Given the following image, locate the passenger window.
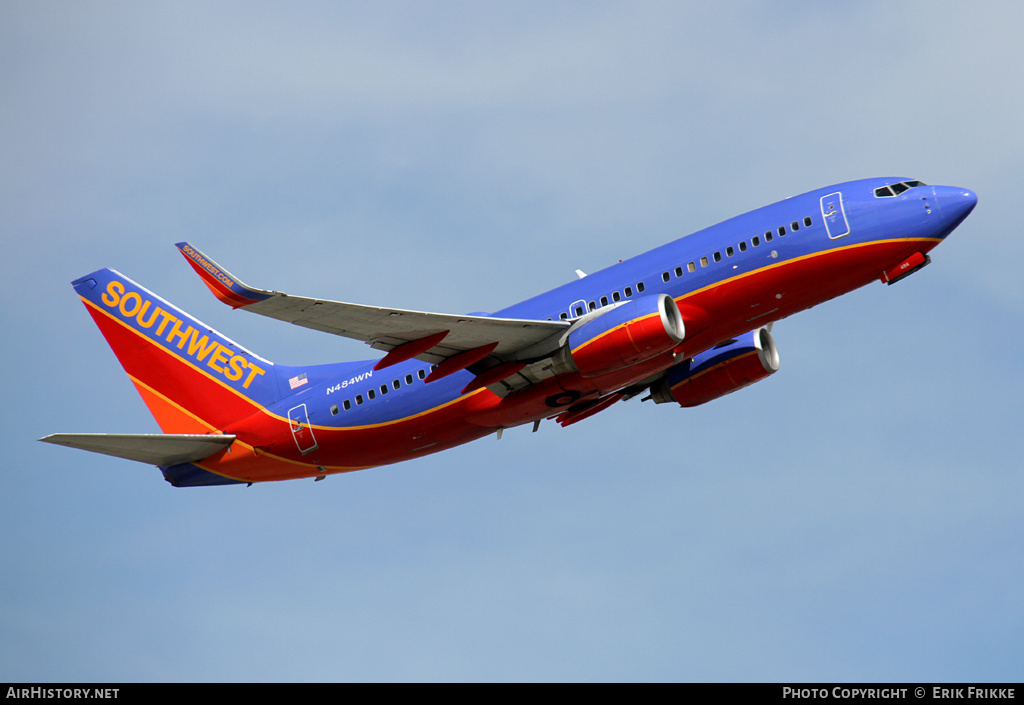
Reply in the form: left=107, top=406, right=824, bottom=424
left=804, top=216, right=812, bottom=227
left=417, top=369, right=426, bottom=380
left=393, top=380, right=400, bottom=390
left=624, top=286, right=633, bottom=297
left=330, top=405, right=339, bottom=416
left=355, top=394, right=363, bottom=405
left=752, top=236, right=761, bottom=247
left=726, top=246, right=734, bottom=257
left=600, top=296, right=609, bottom=306
left=674, top=266, right=683, bottom=277
left=765, top=232, right=773, bottom=242
left=790, top=221, right=799, bottom=231
left=368, top=389, right=375, bottom=400
left=637, top=282, right=645, bottom=292
left=613, top=291, right=621, bottom=302
left=739, top=241, right=747, bottom=252
left=343, top=400, right=351, bottom=411
left=588, top=301, right=596, bottom=311
left=380, top=384, right=388, bottom=395
left=700, top=256, right=708, bottom=267
left=687, top=262, right=696, bottom=272
left=405, top=374, right=414, bottom=385
left=559, top=312, right=568, bottom=320
left=574, top=305, right=584, bottom=317
left=778, top=226, right=786, bottom=236
left=663, top=272, right=670, bottom=282
left=713, top=251, right=721, bottom=262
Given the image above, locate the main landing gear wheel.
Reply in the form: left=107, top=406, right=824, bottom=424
left=545, top=390, right=581, bottom=408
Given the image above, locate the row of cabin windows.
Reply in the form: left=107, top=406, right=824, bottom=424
left=660, top=215, right=814, bottom=280
left=329, top=365, right=435, bottom=415
left=550, top=215, right=813, bottom=320
left=557, top=281, right=648, bottom=320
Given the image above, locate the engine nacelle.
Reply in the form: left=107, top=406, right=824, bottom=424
left=552, top=294, right=686, bottom=378
left=650, top=327, right=780, bottom=407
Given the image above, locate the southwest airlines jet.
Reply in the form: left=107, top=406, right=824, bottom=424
left=41, top=178, right=977, bottom=487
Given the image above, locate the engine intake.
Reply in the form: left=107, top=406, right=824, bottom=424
left=552, top=294, right=686, bottom=378
left=651, top=327, right=780, bottom=407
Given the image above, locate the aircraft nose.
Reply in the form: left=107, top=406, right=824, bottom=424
left=934, top=185, right=978, bottom=229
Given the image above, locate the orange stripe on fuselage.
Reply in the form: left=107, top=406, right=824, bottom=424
left=670, top=237, right=941, bottom=353
left=565, top=239, right=937, bottom=362
left=679, top=237, right=940, bottom=303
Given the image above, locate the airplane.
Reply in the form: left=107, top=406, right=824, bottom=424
left=40, top=177, right=977, bottom=487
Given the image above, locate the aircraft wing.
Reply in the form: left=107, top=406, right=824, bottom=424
left=39, top=433, right=236, bottom=466
left=175, top=242, right=569, bottom=365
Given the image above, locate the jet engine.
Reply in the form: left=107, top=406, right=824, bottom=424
left=550, top=294, right=686, bottom=378
left=650, top=327, right=780, bottom=407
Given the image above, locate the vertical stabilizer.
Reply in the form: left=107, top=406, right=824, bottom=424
left=73, top=269, right=281, bottom=434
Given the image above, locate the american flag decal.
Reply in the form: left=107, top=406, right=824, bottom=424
left=288, top=373, right=308, bottom=390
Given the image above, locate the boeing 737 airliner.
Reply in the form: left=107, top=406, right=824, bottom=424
left=41, top=177, right=977, bottom=486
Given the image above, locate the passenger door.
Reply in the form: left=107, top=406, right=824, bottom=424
left=287, top=403, right=319, bottom=455
left=820, top=192, right=851, bottom=239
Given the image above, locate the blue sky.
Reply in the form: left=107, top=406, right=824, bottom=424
left=2, top=1, right=1021, bottom=682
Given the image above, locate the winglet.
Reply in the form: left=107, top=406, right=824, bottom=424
left=175, top=242, right=275, bottom=309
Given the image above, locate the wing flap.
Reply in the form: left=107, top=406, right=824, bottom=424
left=40, top=433, right=236, bottom=466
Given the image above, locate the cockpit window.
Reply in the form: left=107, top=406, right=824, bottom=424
left=874, top=180, right=926, bottom=198
left=876, top=180, right=925, bottom=196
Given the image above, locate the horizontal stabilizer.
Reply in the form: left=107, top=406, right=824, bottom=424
left=39, top=433, right=236, bottom=466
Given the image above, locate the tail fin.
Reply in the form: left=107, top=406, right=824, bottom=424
left=73, top=268, right=282, bottom=435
